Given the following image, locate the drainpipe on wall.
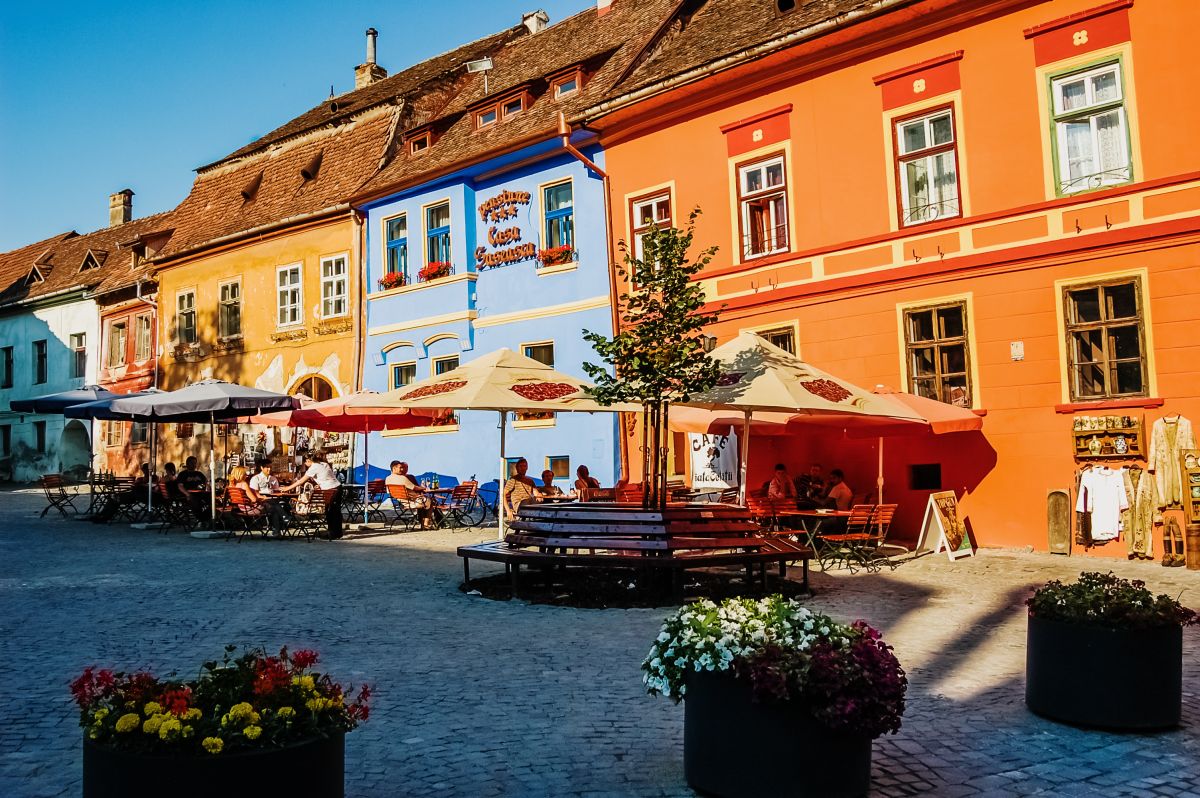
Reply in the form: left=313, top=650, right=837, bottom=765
left=136, top=278, right=159, bottom=390
left=350, top=208, right=366, bottom=481
left=557, top=112, right=629, bottom=482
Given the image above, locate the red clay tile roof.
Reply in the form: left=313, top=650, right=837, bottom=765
left=605, top=0, right=911, bottom=97
left=207, top=27, right=526, bottom=169
left=0, top=212, right=174, bottom=307
left=157, top=110, right=396, bottom=260
left=356, top=0, right=678, bottom=200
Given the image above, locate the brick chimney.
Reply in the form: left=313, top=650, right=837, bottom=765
left=109, top=189, right=133, bottom=227
left=354, top=28, right=387, bottom=89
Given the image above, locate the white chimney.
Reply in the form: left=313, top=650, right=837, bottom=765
left=522, top=10, right=549, bottom=34
left=109, top=189, right=133, bottom=227
left=355, top=28, right=388, bottom=89
left=597, top=0, right=613, bottom=16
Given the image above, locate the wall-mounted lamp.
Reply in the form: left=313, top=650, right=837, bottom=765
left=701, top=334, right=718, bottom=353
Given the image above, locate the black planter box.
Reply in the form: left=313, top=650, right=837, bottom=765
left=684, top=670, right=871, bottom=798
left=83, top=732, right=345, bottom=798
left=1026, top=614, right=1182, bottom=730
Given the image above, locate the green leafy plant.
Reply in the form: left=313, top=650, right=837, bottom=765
left=1026, top=571, right=1197, bottom=630
left=643, top=596, right=907, bottom=738
left=583, top=208, right=721, bottom=507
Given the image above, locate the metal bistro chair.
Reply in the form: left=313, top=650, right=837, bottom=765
left=224, top=486, right=269, bottom=542
left=818, top=504, right=879, bottom=572
left=364, top=479, right=389, bottom=524
left=384, top=484, right=422, bottom=532
left=40, top=474, right=79, bottom=518
left=441, top=480, right=487, bottom=528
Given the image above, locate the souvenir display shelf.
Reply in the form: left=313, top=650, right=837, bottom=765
left=1071, top=414, right=1145, bottom=460
left=1182, top=449, right=1200, bottom=524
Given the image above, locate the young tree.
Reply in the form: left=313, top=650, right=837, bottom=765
left=583, top=209, right=721, bottom=509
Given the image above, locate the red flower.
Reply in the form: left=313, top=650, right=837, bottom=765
left=162, top=687, right=192, bottom=716
left=291, top=649, right=319, bottom=670
left=253, top=657, right=291, bottom=696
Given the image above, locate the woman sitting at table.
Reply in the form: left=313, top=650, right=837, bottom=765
left=574, top=464, right=601, bottom=493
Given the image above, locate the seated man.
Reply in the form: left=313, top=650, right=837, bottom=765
left=534, top=469, right=568, bottom=500
left=503, top=458, right=537, bottom=518
left=249, top=458, right=295, bottom=536
left=176, top=456, right=210, bottom=520
left=767, top=463, right=797, bottom=500
left=825, top=469, right=853, bottom=511
left=385, top=460, right=437, bottom=529
left=794, top=463, right=826, bottom=510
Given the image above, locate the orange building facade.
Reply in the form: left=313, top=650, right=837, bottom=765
left=586, top=0, right=1200, bottom=555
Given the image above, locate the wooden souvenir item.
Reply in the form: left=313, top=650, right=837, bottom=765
left=1047, top=489, right=1071, bottom=555
left=1181, top=449, right=1200, bottom=525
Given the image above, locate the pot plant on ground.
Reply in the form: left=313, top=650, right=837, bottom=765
left=1025, top=571, right=1196, bottom=730
left=644, top=595, right=907, bottom=798
left=71, top=645, right=370, bottom=798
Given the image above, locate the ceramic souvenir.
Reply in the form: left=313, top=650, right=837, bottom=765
left=1088, top=436, right=1103, bottom=456
left=1114, top=436, right=1128, bottom=455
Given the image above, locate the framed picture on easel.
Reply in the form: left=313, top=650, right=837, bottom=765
left=915, top=490, right=975, bottom=561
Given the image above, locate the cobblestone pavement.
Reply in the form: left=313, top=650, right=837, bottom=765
left=1, top=489, right=1199, bottom=797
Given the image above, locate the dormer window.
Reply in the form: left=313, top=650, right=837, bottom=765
left=409, top=133, right=430, bottom=155
left=25, top=266, right=45, bottom=285
left=553, top=77, right=578, bottom=99
left=502, top=97, right=523, bottom=118
left=550, top=66, right=585, bottom=101
left=477, top=108, right=498, bottom=129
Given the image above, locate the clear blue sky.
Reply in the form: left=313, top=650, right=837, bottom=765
left=0, top=0, right=590, bottom=252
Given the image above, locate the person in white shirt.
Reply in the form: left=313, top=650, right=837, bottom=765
left=283, top=453, right=343, bottom=539
left=385, top=460, right=436, bottom=528
left=825, top=469, right=853, bottom=511
left=250, top=459, right=293, bottom=536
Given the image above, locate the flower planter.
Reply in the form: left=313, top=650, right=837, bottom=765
left=83, top=732, right=344, bottom=798
left=684, top=670, right=871, bottom=798
left=1026, top=614, right=1182, bottom=730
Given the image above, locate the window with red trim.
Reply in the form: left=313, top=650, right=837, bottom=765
left=894, top=106, right=961, bottom=226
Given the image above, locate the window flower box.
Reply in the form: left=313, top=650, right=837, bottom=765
left=538, top=246, right=576, bottom=267
left=417, top=262, right=452, bottom=283
left=378, top=272, right=407, bottom=291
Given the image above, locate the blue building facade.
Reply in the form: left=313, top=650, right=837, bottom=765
left=360, top=134, right=619, bottom=492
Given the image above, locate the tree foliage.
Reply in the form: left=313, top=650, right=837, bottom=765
left=583, top=208, right=721, bottom=405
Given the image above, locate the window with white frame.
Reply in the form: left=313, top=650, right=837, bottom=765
left=176, top=291, right=196, bottom=344
left=425, top=203, right=452, bottom=268
left=276, top=265, right=303, bottom=326
left=433, top=355, right=459, bottom=376
left=70, top=332, right=87, bottom=378
left=218, top=280, right=242, bottom=338
left=385, top=215, right=408, bottom=281
left=131, top=422, right=149, bottom=446
left=553, top=76, right=578, bottom=99
left=105, top=421, right=123, bottom=447
left=321, top=255, right=348, bottom=317
left=543, top=181, right=574, bottom=252
left=738, top=155, right=789, bottom=258
left=391, top=362, right=416, bottom=390
left=895, top=107, right=960, bottom=225
left=107, top=323, right=127, bottom=368
left=759, top=326, right=796, bottom=355
left=631, top=193, right=672, bottom=262
left=134, top=314, right=152, bottom=361
left=1051, top=61, right=1132, bottom=194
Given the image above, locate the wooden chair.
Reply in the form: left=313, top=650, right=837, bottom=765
left=716, top=487, right=740, bottom=505
left=223, top=486, right=267, bottom=541
left=819, top=504, right=880, bottom=572
left=148, top=482, right=197, bottom=533
left=40, top=474, right=78, bottom=518
left=290, top=485, right=323, bottom=539
left=578, top=487, right=615, bottom=502
left=384, top=484, right=422, bottom=531
left=364, top=479, right=388, bottom=523
left=443, top=481, right=487, bottom=528
left=616, top=484, right=644, bottom=504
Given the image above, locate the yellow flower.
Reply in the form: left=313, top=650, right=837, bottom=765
left=143, top=702, right=163, bottom=717
left=305, top=697, right=335, bottom=713
left=158, top=717, right=182, bottom=741
left=182, top=725, right=194, bottom=739
left=292, top=675, right=316, bottom=691
left=276, top=706, right=295, bottom=719
left=202, top=736, right=224, bottom=754
left=87, top=728, right=100, bottom=739
left=143, top=714, right=164, bottom=735
left=115, top=713, right=141, bottom=733
left=184, top=708, right=202, bottom=721
left=243, top=725, right=263, bottom=740
left=93, top=708, right=110, bottom=722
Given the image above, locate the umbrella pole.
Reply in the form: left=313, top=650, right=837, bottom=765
left=147, top=423, right=155, bottom=514
left=498, top=410, right=506, bottom=541
left=877, top=436, right=884, bottom=505
left=209, top=411, right=217, bottom=530
left=362, top=422, right=369, bottom=527
left=738, top=409, right=752, bottom=506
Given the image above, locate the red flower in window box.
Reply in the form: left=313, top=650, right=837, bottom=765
left=417, top=261, right=452, bottom=282
left=538, top=245, right=576, bottom=267
left=378, top=272, right=407, bottom=290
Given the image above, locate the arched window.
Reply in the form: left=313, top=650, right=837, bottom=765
left=293, top=375, right=334, bottom=403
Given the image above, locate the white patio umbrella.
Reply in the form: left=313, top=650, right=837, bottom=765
left=680, top=333, right=924, bottom=503
left=346, top=348, right=634, bottom=537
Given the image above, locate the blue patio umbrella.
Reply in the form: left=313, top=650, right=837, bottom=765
left=65, top=390, right=166, bottom=514
left=9, top=386, right=118, bottom=414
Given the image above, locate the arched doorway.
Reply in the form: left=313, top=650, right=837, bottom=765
left=60, top=420, right=91, bottom=480
left=292, top=375, right=335, bottom=403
